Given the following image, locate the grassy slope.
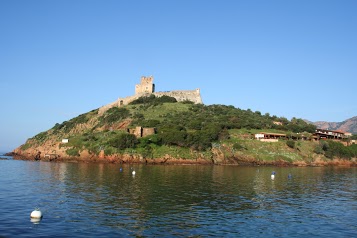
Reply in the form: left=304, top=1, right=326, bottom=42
left=127, top=103, right=190, bottom=121
left=222, top=130, right=316, bottom=164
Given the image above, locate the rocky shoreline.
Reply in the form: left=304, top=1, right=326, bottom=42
left=5, top=152, right=357, bottom=167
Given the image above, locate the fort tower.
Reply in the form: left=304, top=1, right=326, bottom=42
left=135, top=76, right=155, bottom=95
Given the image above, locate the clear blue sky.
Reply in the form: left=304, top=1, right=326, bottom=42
left=1, top=0, right=356, bottom=152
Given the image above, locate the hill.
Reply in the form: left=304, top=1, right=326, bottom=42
left=310, top=116, right=357, bottom=134
left=13, top=95, right=357, bottom=166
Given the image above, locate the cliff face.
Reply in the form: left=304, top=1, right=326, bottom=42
left=312, top=116, right=357, bottom=134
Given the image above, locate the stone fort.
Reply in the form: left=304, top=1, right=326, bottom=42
left=98, top=76, right=203, bottom=114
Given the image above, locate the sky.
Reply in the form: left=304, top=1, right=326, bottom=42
left=1, top=0, right=356, bottom=152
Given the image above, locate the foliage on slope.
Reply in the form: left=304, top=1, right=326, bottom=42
left=19, top=95, right=357, bottom=162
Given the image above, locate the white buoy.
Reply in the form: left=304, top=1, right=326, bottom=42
left=30, top=209, right=42, bottom=219
left=271, top=171, right=276, bottom=180
left=30, top=217, right=42, bottom=224
left=132, top=170, right=136, bottom=175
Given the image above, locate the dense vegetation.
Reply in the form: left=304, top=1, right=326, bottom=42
left=52, top=109, right=98, bottom=133
left=98, top=107, right=131, bottom=126
left=129, top=94, right=177, bottom=105
left=23, top=95, right=357, bottom=162
left=314, top=140, right=357, bottom=159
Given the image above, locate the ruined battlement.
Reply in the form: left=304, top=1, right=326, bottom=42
left=154, top=89, right=202, bottom=104
left=127, top=127, right=156, bottom=138
left=135, top=76, right=155, bottom=95
left=98, top=76, right=202, bottom=114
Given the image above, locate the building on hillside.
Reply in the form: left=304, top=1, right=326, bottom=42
left=313, top=129, right=348, bottom=140
left=255, top=129, right=352, bottom=143
left=98, top=76, right=203, bottom=114
left=344, top=132, right=352, bottom=137
left=273, top=121, right=283, bottom=126
left=255, top=132, right=287, bottom=142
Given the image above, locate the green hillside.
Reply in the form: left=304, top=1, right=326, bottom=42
left=16, top=95, right=357, bottom=165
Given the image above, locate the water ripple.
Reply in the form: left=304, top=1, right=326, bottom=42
left=0, top=161, right=356, bottom=237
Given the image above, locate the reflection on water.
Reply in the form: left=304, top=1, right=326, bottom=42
left=0, top=160, right=356, bottom=237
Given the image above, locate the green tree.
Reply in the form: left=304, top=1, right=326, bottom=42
left=66, top=148, right=80, bottom=157
left=186, top=131, right=211, bottom=151
left=159, top=130, right=187, bottom=147
left=108, top=133, right=138, bottom=150
left=286, top=140, right=295, bottom=149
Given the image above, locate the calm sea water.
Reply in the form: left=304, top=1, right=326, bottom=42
left=0, top=157, right=356, bottom=237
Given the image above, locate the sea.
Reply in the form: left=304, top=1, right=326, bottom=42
left=0, top=154, right=356, bottom=237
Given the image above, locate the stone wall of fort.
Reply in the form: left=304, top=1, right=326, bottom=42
left=98, top=95, right=138, bottom=115
left=98, top=76, right=202, bottom=115
left=153, top=88, right=202, bottom=104
left=127, top=127, right=156, bottom=138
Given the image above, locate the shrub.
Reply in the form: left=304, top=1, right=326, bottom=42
left=141, top=119, right=160, bottom=127
left=99, top=107, right=130, bottom=124
left=313, top=144, right=324, bottom=154
left=325, top=140, right=351, bottom=159
left=315, top=140, right=357, bottom=160
left=349, top=144, right=357, bottom=157
left=52, top=113, right=90, bottom=132
left=66, top=148, right=80, bottom=157
left=71, top=113, right=89, bottom=124
left=133, top=113, right=145, bottom=120
left=86, top=143, right=101, bottom=155
left=286, top=140, right=295, bottom=149
left=233, top=143, right=245, bottom=151
left=104, top=147, right=116, bottom=155
left=20, top=143, right=31, bottom=150
left=129, top=95, right=156, bottom=105
left=129, top=95, right=177, bottom=106
left=137, top=134, right=162, bottom=148
left=108, top=133, right=138, bottom=150
left=159, top=130, right=188, bottom=147
left=156, top=95, right=177, bottom=103
left=138, top=146, right=153, bottom=159
left=321, top=141, right=329, bottom=151
left=219, top=129, right=230, bottom=140
left=186, top=131, right=212, bottom=151
left=187, top=120, right=202, bottom=130
left=83, top=134, right=98, bottom=142
left=33, top=131, right=48, bottom=142
left=52, top=120, right=75, bottom=133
